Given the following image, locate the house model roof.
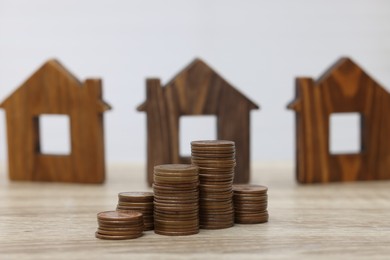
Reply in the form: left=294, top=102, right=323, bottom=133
left=287, top=57, right=389, bottom=111
left=0, top=59, right=111, bottom=112
left=137, top=58, right=259, bottom=112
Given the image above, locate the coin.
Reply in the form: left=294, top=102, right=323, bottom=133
left=95, top=210, right=145, bottom=240
left=233, top=184, right=268, bottom=194
left=118, top=192, right=154, bottom=202
left=95, top=232, right=142, bottom=240
left=97, top=211, right=142, bottom=221
left=154, top=164, right=198, bottom=173
left=191, top=140, right=235, bottom=147
left=154, top=229, right=199, bottom=236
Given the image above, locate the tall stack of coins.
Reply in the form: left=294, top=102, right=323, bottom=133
left=153, top=164, right=199, bottom=236
left=95, top=211, right=144, bottom=240
left=233, top=184, right=269, bottom=224
left=191, top=140, right=235, bottom=229
left=116, top=192, right=154, bottom=231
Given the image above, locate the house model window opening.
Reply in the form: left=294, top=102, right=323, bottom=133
left=38, top=114, right=72, bottom=155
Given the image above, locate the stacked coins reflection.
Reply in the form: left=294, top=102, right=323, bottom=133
left=153, top=164, right=199, bottom=236
left=233, top=184, right=269, bottom=224
left=95, top=211, right=144, bottom=240
left=191, top=140, right=235, bottom=229
left=116, top=192, right=154, bottom=231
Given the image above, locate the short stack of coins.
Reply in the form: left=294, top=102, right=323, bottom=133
left=153, top=164, right=199, bottom=236
left=191, top=140, right=235, bottom=229
left=95, top=211, right=144, bottom=240
left=116, top=192, right=154, bottom=231
left=233, top=184, right=269, bottom=224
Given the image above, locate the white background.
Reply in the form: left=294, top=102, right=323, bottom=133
left=0, top=0, right=389, bottom=168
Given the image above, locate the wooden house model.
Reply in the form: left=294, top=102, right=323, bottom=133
left=137, top=58, right=259, bottom=185
left=0, top=59, right=111, bottom=183
left=288, top=57, right=390, bottom=183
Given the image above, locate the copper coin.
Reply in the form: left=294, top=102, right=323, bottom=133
left=200, top=199, right=232, bottom=204
left=233, top=184, right=268, bottom=194
left=200, top=177, right=234, bottom=183
left=192, top=158, right=236, bottom=164
left=115, top=208, right=153, bottom=215
left=153, top=205, right=198, bottom=211
left=154, top=164, right=198, bottom=173
left=200, top=223, right=234, bottom=230
left=200, top=192, right=232, bottom=199
left=97, top=210, right=142, bottom=221
left=154, top=207, right=198, bottom=213
left=154, top=226, right=199, bottom=232
left=153, top=189, right=199, bottom=195
left=97, top=228, right=143, bottom=236
left=192, top=161, right=236, bottom=168
left=95, top=231, right=142, bottom=240
left=200, top=209, right=234, bottom=215
left=199, top=216, right=234, bottom=222
left=97, top=228, right=144, bottom=234
left=234, top=209, right=268, bottom=215
left=99, top=223, right=144, bottom=231
left=155, top=218, right=198, bottom=224
left=191, top=143, right=235, bottom=149
left=234, top=201, right=268, bottom=207
left=118, top=192, right=154, bottom=202
left=191, top=149, right=235, bottom=155
left=97, top=220, right=143, bottom=228
left=191, top=140, right=234, bottom=146
left=154, top=198, right=199, bottom=205
left=201, top=180, right=234, bottom=186
left=201, top=174, right=234, bottom=180
left=191, top=153, right=235, bottom=159
left=199, top=217, right=234, bottom=223
left=233, top=198, right=268, bottom=204
left=235, top=215, right=269, bottom=224
left=153, top=183, right=199, bottom=190
left=153, top=193, right=198, bottom=199
left=116, top=201, right=154, bottom=207
left=200, top=195, right=232, bottom=201
left=198, top=167, right=235, bottom=173
left=233, top=195, right=268, bottom=200
left=154, top=200, right=198, bottom=206
left=154, top=224, right=199, bottom=230
left=154, top=229, right=199, bottom=236
left=199, top=185, right=232, bottom=192
left=154, top=170, right=198, bottom=177
left=154, top=214, right=198, bottom=221
left=116, top=205, right=153, bottom=211
left=154, top=176, right=199, bottom=184
left=115, top=207, right=153, bottom=214
left=234, top=206, right=268, bottom=212
left=154, top=209, right=198, bottom=216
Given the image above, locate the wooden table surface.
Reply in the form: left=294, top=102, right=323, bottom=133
left=1, top=162, right=390, bottom=259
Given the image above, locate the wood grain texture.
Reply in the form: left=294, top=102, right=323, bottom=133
left=0, top=163, right=389, bottom=259
left=288, top=57, right=390, bottom=183
left=0, top=59, right=111, bottom=183
left=137, top=58, right=259, bottom=185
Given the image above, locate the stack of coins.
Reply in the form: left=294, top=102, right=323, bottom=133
left=95, top=211, right=144, bottom=240
left=116, top=192, right=154, bottom=231
left=153, top=164, right=199, bottom=236
left=233, top=184, right=269, bottom=224
left=191, top=140, right=235, bottom=229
